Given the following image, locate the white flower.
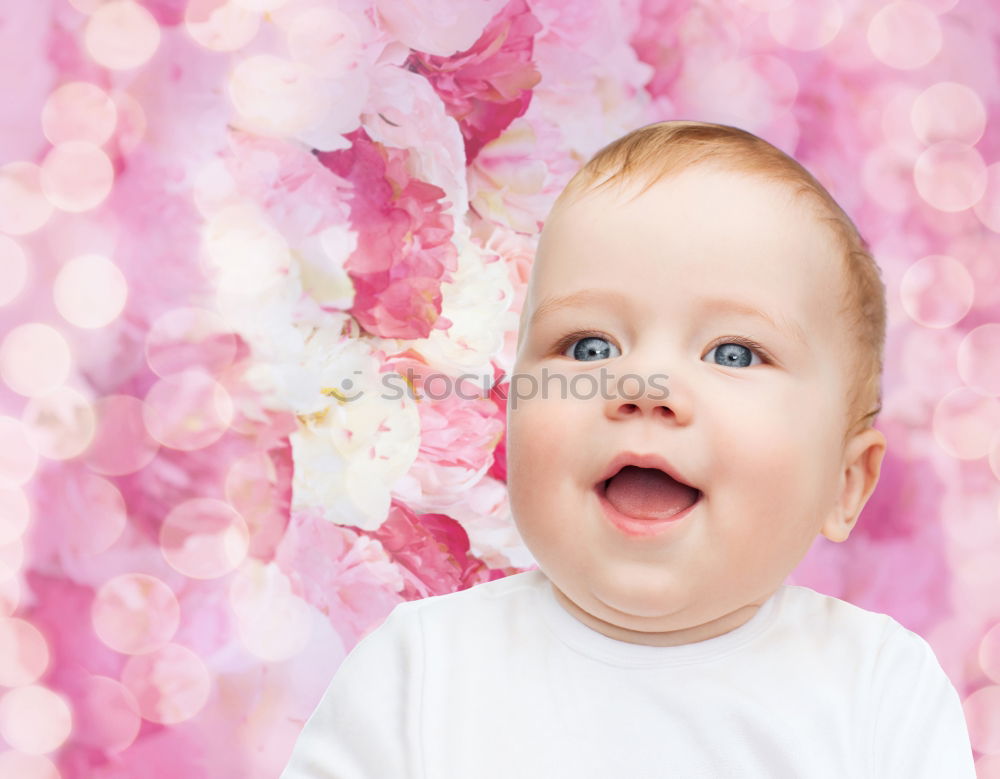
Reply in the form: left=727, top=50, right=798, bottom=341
left=287, top=335, right=421, bottom=529
left=449, top=476, right=535, bottom=570
left=290, top=388, right=420, bottom=530
left=295, top=224, right=357, bottom=313
left=406, top=223, right=514, bottom=379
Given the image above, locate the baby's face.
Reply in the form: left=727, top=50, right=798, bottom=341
left=507, top=164, right=862, bottom=646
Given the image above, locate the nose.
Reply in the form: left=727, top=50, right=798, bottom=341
left=604, top=366, right=691, bottom=423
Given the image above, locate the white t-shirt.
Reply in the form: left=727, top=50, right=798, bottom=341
left=280, top=569, right=976, bottom=778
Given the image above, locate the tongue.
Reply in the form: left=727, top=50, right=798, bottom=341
left=604, top=466, right=699, bottom=520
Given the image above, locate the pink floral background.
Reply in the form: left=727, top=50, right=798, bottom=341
left=1, top=0, right=999, bottom=776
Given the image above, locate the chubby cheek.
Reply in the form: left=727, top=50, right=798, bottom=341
left=709, top=398, right=834, bottom=557
left=505, top=394, right=573, bottom=545
left=506, top=400, right=552, bottom=502
left=704, top=396, right=777, bottom=484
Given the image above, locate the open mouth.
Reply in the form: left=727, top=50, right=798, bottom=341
left=597, top=465, right=702, bottom=521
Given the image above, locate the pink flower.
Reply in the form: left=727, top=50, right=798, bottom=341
left=405, top=0, right=543, bottom=162
left=367, top=501, right=498, bottom=596
left=473, top=221, right=536, bottom=370
left=316, top=128, right=459, bottom=339
left=466, top=115, right=578, bottom=234
left=386, top=350, right=506, bottom=496
left=224, top=129, right=353, bottom=245
left=274, top=506, right=407, bottom=644
left=487, top=363, right=509, bottom=483
left=374, top=0, right=509, bottom=58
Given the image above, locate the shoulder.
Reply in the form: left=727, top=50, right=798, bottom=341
left=777, top=586, right=949, bottom=669
left=773, top=584, right=898, bottom=649
left=397, top=568, right=544, bottom=622
left=377, top=569, right=547, bottom=659
left=772, top=587, right=974, bottom=775
left=868, top=616, right=958, bottom=695
left=376, top=568, right=543, bottom=630
left=864, top=618, right=976, bottom=776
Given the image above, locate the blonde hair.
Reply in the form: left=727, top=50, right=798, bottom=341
left=550, top=120, right=885, bottom=446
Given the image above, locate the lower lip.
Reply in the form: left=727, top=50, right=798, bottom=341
left=596, top=482, right=701, bottom=537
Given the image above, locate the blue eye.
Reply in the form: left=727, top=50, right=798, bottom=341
left=560, top=334, right=621, bottom=362
left=704, top=339, right=766, bottom=368
left=554, top=332, right=770, bottom=366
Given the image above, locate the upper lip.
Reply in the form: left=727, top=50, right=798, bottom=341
left=595, top=451, right=700, bottom=492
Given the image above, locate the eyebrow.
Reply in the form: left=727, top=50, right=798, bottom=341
left=696, top=296, right=808, bottom=346
left=529, top=289, right=632, bottom=329
left=529, top=289, right=807, bottom=346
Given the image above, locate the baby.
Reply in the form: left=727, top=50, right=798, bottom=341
left=280, top=121, right=977, bottom=778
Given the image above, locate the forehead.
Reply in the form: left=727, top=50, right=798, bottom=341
left=550, top=165, right=814, bottom=246
left=521, top=165, right=847, bottom=348
left=536, top=165, right=839, bottom=289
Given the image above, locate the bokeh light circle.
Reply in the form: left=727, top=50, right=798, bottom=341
left=0, top=685, right=72, bottom=754
left=949, top=232, right=1000, bottom=310
left=0, top=323, right=72, bottom=398
left=0, top=752, right=59, bottom=779
left=0, top=236, right=29, bottom=307
left=0, top=487, right=30, bottom=546
left=0, top=618, right=50, bottom=686
left=145, top=307, right=238, bottom=378
left=41, top=82, right=118, bottom=146
left=21, top=386, right=96, bottom=461
left=911, top=81, right=987, bottom=146
left=62, top=473, right=127, bottom=557
left=53, top=253, right=128, bottom=329
left=0, top=163, right=53, bottom=236
left=143, top=370, right=234, bottom=451
left=91, top=573, right=180, bottom=655
left=861, top=144, right=915, bottom=213
left=84, top=1, right=162, bottom=71
left=880, top=86, right=923, bottom=155
left=964, top=684, right=1000, bottom=755
left=0, top=577, right=21, bottom=618
left=82, top=394, right=160, bottom=476
left=0, top=539, right=24, bottom=585
left=73, top=675, right=141, bottom=754
left=40, top=142, right=115, bottom=213
left=191, top=159, right=238, bottom=215
left=737, top=0, right=792, bottom=9
left=0, top=418, right=38, bottom=489
left=159, top=498, right=249, bottom=579
left=914, top=141, right=988, bottom=213
left=184, top=0, right=261, bottom=52
left=867, top=2, right=941, bottom=70
left=201, top=202, right=292, bottom=296
left=232, top=0, right=291, bottom=12
left=957, top=324, right=1000, bottom=397
left=919, top=0, right=958, bottom=12
left=767, top=0, right=843, bottom=51
left=932, top=388, right=1000, bottom=460
left=68, top=0, right=104, bottom=11
left=229, top=560, right=312, bottom=661
left=227, top=54, right=326, bottom=136
left=112, top=91, right=147, bottom=154
left=120, top=643, right=211, bottom=725
left=225, top=451, right=284, bottom=550
left=974, top=162, right=1000, bottom=234
left=899, top=254, right=974, bottom=329
left=981, top=620, right=1000, bottom=684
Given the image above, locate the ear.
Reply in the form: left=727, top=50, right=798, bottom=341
left=820, top=426, right=887, bottom=543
